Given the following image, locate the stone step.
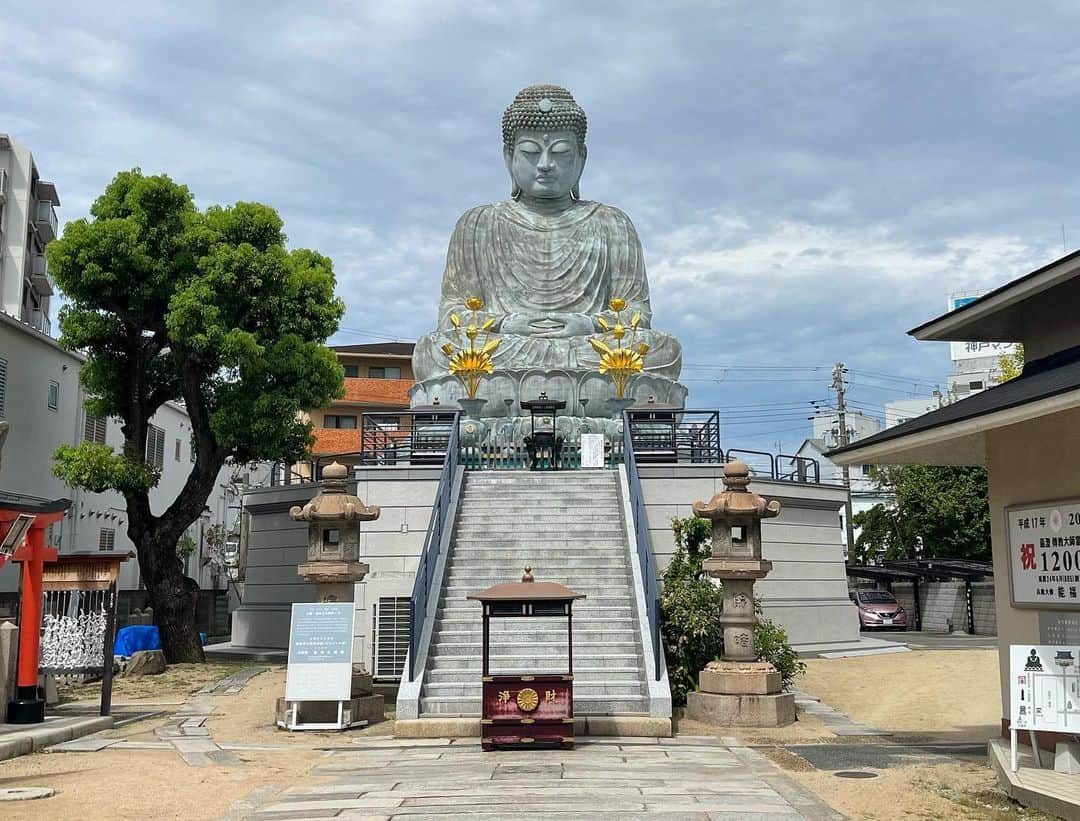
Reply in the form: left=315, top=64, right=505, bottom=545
left=424, top=667, right=643, bottom=684
left=446, top=565, right=630, bottom=577
left=441, top=583, right=630, bottom=596
left=431, top=630, right=637, bottom=646
left=422, top=681, right=645, bottom=699
left=419, top=694, right=650, bottom=716
left=428, top=640, right=639, bottom=657
left=448, top=550, right=627, bottom=562
left=460, top=496, right=620, bottom=506
left=427, top=653, right=642, bottom=669
left=438, top=601, right=633, bottom=614
left=440, top=594, right=633, bottom=609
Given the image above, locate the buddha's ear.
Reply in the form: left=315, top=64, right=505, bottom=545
left=572, top=144, right=587, bottom=200
left=504, top=147, right=521, bottom=199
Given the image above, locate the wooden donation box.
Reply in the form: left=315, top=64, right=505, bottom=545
left=468, top=567, right=584, bottom=750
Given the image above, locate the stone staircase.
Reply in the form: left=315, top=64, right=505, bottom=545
left=419, top=470, right=651, bottom=717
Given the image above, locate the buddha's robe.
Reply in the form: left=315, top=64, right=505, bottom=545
left=412, top=200, right=682, bottom=382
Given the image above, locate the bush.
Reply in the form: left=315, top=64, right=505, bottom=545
left=659, top=516, right=805, bottom=705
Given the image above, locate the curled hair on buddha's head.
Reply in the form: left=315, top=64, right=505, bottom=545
left=502, top=84, right=588, bottom=151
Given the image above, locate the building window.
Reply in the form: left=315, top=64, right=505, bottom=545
left=99, top=528, right=116, bottom=552
left=84, top=412, right=107, bottom=444
left=969, top=380, right=984, bottom=390
left=146, top=424, right=166, bottom=470
left=343, top=364, right=360, bottom=378
left=369, top=366, right=401, bottom=379
left=861, top=465, right=873, bottom=476
left=324, top=414, right=357, bottom=429
left=175, top=438, right=182, bottom=461
left=0, top=357, right=6, bottom=418
left=48, top=380, right=59, bottom=411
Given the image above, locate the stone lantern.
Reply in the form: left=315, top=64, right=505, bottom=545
left=685, top=458, right=795, bottom=726
left=279, top=461, right=384, bottom=727
left=289, top=461, right=379, bottom=603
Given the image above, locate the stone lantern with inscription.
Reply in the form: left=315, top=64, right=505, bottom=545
left=685, top=458, right=795, bottom=726
left=278, top=461, right=384, bottom=728
left=289, top=462, right=379, bottom=603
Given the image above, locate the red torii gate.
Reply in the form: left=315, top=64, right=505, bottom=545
left=0, top=497, right=71, bottom=723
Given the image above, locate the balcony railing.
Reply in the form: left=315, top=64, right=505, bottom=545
left=34, top=201, right=58, bottom=242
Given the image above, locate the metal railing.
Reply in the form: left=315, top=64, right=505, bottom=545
left=461, top=431, right=624, bottom=470
left=626, top=408, right=721, bottom=464
left=407, top=412, right=460, bottom=681
left=622, top=410, right=663, bottom=681
left=360, top=410, right=458, bottom=466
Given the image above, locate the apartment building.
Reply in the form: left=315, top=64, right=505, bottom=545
left=0, top=134, right=59, bottom=336
left=307, top=342, right=415, bottom=458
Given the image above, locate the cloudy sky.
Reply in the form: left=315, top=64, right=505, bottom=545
left=5, top=1, right=1079, bottom=452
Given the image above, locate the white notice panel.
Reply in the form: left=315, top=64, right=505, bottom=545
left=580, top=434, right=605, bottom=469
left=285, top=602, right=355, bottom=701
left=1010, top=644, right=1080, bottom=733
left=1007, top=499, right=1080, bottom=608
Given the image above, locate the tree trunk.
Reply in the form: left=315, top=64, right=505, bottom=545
left=147, top=571, right=205, bottom=663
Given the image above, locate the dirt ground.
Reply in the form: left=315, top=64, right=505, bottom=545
left=799, top=649, right=1003, bottom=741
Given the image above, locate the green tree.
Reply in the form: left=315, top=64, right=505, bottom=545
left=852, top=464, right=990, bottom=562
left=998, top=344, right=1025, bottom=383
left=49, top=170, right=344, bottom=662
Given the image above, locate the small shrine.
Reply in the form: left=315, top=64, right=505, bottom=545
left=685, top=458, right=795, bottom=726
left=468, top=567, right=585, bottom=749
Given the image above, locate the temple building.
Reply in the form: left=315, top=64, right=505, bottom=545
left=828, top=248, right=1080, bottom=803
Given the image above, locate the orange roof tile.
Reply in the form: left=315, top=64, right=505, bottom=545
left=341, top=377, right=413, bottom=406
left=311, top=428, right=361, bottom=455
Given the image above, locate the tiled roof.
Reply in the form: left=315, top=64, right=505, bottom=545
left=311, top=428, right=361, bottom=455
left=341, top=377, right=412, bottom=406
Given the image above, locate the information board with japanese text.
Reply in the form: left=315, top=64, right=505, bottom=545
left=1010, top=644, right=1080, bottom=733
left=580, top=434, right=605, bottom=469
left=1007, top=499, right=1080, bottom=608
left=284, top=602, right=355, bottom=701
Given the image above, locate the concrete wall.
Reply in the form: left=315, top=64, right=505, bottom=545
left=234, top=464, right=861, bottom=658
left=986, top=405, right=1080, bottom=721
left=870, top=580, right=997, bottom=635
left=637, top=464, right=859, bottom=649
left=230, top=466, right=439, bottom=654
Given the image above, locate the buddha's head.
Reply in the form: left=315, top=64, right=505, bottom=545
left=502, top=84, right=587, bottom=202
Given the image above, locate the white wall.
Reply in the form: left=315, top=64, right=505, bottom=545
left=0, top=315, right=233, bottom=592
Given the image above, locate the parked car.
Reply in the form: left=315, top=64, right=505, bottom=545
left=849, top=589, right=909, bottom=631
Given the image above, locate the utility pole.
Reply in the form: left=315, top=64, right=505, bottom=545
left=832, top=362, right=856, bottom=558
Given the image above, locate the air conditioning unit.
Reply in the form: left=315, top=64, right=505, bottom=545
left=372, top=596, right=411, bottom=681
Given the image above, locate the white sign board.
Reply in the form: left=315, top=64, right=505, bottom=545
left=1010, top=644, right=1080, bottom=733
left=1006, top=499, right=1080, bottom=608
left=947, top=294, right=1018, bottom=362
left=580, top=434, right=605, bottom=469
left=284, top=602, right=355, bottom=701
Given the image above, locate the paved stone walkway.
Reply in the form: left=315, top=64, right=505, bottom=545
left=792, top=690, right=890, bottom=737
left=240, top=736, right=843, bottom=820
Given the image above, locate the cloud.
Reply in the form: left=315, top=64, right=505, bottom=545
left=8, top=1, right=1080, bottom=453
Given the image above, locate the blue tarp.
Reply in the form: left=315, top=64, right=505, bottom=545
left=113, top=625, right=162, bottom=656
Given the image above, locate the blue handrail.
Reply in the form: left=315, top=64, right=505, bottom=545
left=622, top=410, right=663, bottom=681
left=407, top=411, right=461, bottom=681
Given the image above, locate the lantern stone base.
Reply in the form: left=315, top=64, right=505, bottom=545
left=699, top=660, right=780, bottom=696
left=685, top=691, right=795, bottom=727
left=685, top=661, right=794, bottom=727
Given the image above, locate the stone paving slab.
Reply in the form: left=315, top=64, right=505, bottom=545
left=245, top=737, right=843, bottom=820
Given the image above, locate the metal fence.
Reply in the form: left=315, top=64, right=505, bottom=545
left=407, top=414, right=461, bottom=682
left=621, top=412, right=663, bottom=682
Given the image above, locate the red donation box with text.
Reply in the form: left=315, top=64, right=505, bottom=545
left=468, top=567, right=584, bottom=750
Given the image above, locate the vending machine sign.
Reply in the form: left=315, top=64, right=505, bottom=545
left=1006, top=499, right=1080, bottom=608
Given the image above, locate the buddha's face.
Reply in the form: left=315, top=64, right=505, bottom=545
left=505, top=129, right=586, bottom=200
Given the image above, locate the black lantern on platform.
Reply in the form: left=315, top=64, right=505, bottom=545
left=520, top=392, right=566, bottom=470
left=409, top=402, right=458, bottom=465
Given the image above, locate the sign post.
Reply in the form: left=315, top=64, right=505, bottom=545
left=279, top=602, right=361, bottom=731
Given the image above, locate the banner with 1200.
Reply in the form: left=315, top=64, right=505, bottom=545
left=1008, top=499, right=1080, bottom=607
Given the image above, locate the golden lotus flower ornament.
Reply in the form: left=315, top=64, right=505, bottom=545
left=440, top=296, right=501, bottom=399
left=590, top=297, right=648, bottom=398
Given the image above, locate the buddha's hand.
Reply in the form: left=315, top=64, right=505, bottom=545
left=498, top=312, right=595, bottom=338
